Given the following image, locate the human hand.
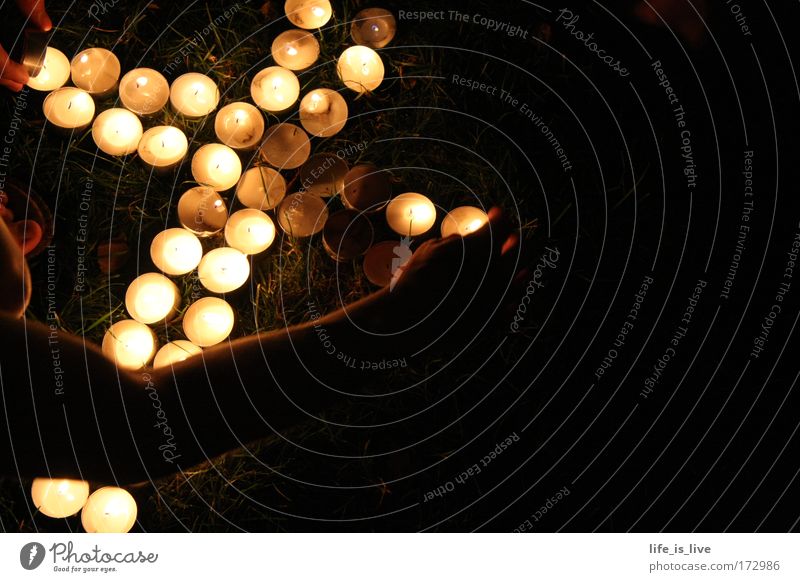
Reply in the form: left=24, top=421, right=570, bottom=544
left=1, top=0, right=52, bottom=91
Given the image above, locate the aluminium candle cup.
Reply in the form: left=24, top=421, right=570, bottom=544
left=26, top=46, right=70, bottom=91
left=118, top=68, right=170, bottom=116
left=277, top=192, right=329, bottom=237
left=285, top=0, right=333, bottom=29
left=21, top=30, right=48, bottom=77
left=298, top=88, right=348, bottom=138
left=191, top=143, right=243, bottom=192
left=80, top=487, right=137, bottom=534
left=214, top=103, right=265, bottom=151
left=250, top=66, right=300, bottom=113
left=363, top=240, right=412, bottom=287
left=385, top=192, right=436, bottom=237
left=351, top=8, right=397, bottom=49
left=150, top=228, right=203, bottom=276
left=440, top=206, right=490, bottom=238
left=259, top=123, right=311, bottom=170
left=70, top=48, right=121, bottom=96
left=225, top=209, right=276, bottom=255
left=322, top=209, right=374, bottom=262
left=125, top=272, right=181, bottom=324
left=137, top=125, right=188, bottom=171
left=182, top=297, right=235, bottom=347
left=31, top=478, right=90, bottom=519
left=197, top=247, right=251, bottom=293
left=337, top=45, right=384, bottom=94
left=153, top=340, right=203, bottom=369
left=298, top=153, right=348, bottom=197
left=236, top=166, right=287, bottom=211
left=91, top=108, right=143, bottom=156
left=271, top=29, right=320, bottom=70
left=169, top=72, right=220, bottom=118
left=177, top=186, right=229, bottom=237
left=102, top=320, right=157, bottom=370
left=43, top=87, right=96, bottom=131
left=342, top=164, right=391, bottom=213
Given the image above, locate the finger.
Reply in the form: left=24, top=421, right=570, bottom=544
left=0, top=78, right=25, bottom=92
left=501, top=232, right=519, bottom=256
left=0, top=45, right=30, bottom=85
left=26, top=0, right=53, bottom=31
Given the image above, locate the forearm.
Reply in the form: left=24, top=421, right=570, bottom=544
left=0, top=218, right=31, bottom=317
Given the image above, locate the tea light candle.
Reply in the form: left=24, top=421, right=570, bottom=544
left=70, top=48, right=121, bottom=96
left=299, top=153, right=348, bottom=197
left=363, top=240, right=412, bottom=287
left=285, top=0, right=333, bottom=29
left=225, top=209, right=276, bottom=254
left=102, top=320, right=157, bottom=370
left=277, top=192, right=329, bottom=237
left=337, top=46, right=384, bottom=93
left=137, top=125, right=188, bottom=170
left=441, top=206, right=489, bottom=238
left=31, top=478, right=90, bottom=518
left=153, top=340, right=203, bottom=368
left=81, top=487, right=137, bottom=533
left=323, top=209, right=374, bottom=262
left=298, top=88, right=348, bottom=137
left=26, top=47, right=70, bottom=91
left=214, top=103, right=264, bottom=150
left=385, top=193, right=436, bottom=236
left=197, top=247, right=251, bottom=293
left=351, top=7, right=397, bottom=49
left=191, top=143, right=242, bottom=191
left=178, top=186, right=229, bottom=237
left=170, top=72, right=220, bottom=118
left=91, top=108, right=143, bottom=156
left=272, top=29, right=320, bottom=70
left=250, top=66, right=300, bottom=112
left=259, top=123, right=311, bottom=170
left=342, top=164, right=392, bottom=212
left=43, top=87, right=95, bottom=131
left=183, top=297, right=235, bottom=346
left=118, top=68, right=170, bottom=116
left=150, top=228, right=204, bottom=275
left=236, top=166, right=287, bottom=210
left=125, top=272, right=180, bottom=324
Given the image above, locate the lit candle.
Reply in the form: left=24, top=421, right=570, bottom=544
left=225, top=209, right=276, bottom=255
left=272, top=29, right=320, bottom=70
left=43, top=87, right=95, bottom=131
left=125, top=272, right=181, bottom=324
left=342, top=163, right=392, bottom=212
left=277, top=192, right=329, bottom=237
left=153, top=340, right=203, bottom=368
left=137, top=125, right=188, bottom=170
left=285, top=0, right=333, bottom=29
left=178, top=186, right=229, bottom=237
left=441, top=206, right=489, bottom=238
left=81, top=487, right=137, bottom=534
left=118, top=68, right=170, bottom=116
left=250, top=66, right=300, bottom=112
left=150, top=228, right=203, bottom=275
left=322, top=209, right=374, bottom=262
left=385, top=193, right=436, bottom=236
left=236, top=166, right=287, bottom=210
left=26, top=46, right=70, bottom=91
left=169, top=72, right=220, bottom=118
left=299, top=153, right=348, bottom=197
left=298, top=88, right=348, bottom=137
left=182, top=297, right=235, bottom=347
left=191, top=143, right=242, bottom=192
left=351, top=7, right=397, bottom=49
left=102, top=320, right=157, bottom=370
left=197, top=247, right=251, bottom=293
left=70, top=48, right=121, bottom=96
left=259, top=123, right=311, bottom=170
left=91, top=108, right=143, bottom=156
left=31, top=478, right=90, bottom=519
left=363, top=240, right=412, bottom=287
left=214, top=102, right=264, bottom=151
left=337, top=46, right=384, bottom=94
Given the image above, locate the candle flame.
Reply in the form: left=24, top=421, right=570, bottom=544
left=311, top=5, right=324, bottom=17
left=287, top=46, right=298, bottom=56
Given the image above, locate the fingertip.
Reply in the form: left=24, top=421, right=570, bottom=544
left=0, top=79, right=25, bottom=92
